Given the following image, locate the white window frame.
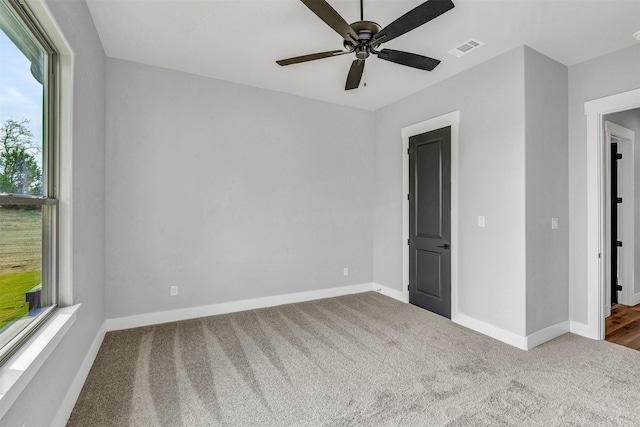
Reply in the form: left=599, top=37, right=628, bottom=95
left=0, top=0, right=80, bottom=421
left=0, top=0, right=58, bottom=365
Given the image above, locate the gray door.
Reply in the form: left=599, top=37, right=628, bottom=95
left=409, top=126, right=451, bottom=318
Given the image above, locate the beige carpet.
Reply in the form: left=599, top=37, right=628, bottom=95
left=68, top=292, right=640, bottom=426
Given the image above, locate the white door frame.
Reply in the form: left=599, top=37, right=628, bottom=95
left=401, top=110, right=460, bottom=318
left=604, top=121, right=635, bottom=314
left=584, top=88, right=640, bottom=340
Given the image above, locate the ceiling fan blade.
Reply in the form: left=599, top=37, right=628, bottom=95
left=371, top=0, right=455, bottom=45
left=301, top=0, right=359, bottom=44
left=376, top=49, right=441, bottom=71
left=276, top=50, right=350, bottom=66
left=345, top=59, right=365, bottom=90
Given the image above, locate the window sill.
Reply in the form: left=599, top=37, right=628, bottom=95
left=0, top=304, right=80, bottom=420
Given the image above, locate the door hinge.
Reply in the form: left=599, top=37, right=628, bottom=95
left=407, top=284, right=410, bottom=291
left=617, top=197, right=623, bottom=203
left=407, top=194, right=410, bottom=200
left=616, top=153, right=623, bottom=160
left=407, top=239, right=410, bottom=245
left=407, top=148, right=410, bottom=155
left=615, top=284, right=623, bottom=291
left=617, top=241, right=623, bottom=247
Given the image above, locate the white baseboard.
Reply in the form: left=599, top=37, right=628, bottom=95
left=373, top=285, right=560, bottom=351
left=453, top=316, right=571, bottom=351
left=453, top=313, right=527, bottom=350
left=569, top=320, right=593, bottom=338
left=374, top=285, right=571, bottom=351
left=630, top=292, right=640, bottom=306
left=373, top=283, right=408, bottom=303
left=106, top=283, right=374, bottom=331
left=524, top=321, right=570, bottom=350
left=52, top=320, right=106, bottom=427
left=105, top=281, right=576, bottom=352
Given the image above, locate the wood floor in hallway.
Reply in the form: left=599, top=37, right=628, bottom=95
left=606, top=304, right=640, bottom=351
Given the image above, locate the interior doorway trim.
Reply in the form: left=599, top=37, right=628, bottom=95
left=401, top=110, right=460, bottom=318
left=584, top=88, right=640, bottom=340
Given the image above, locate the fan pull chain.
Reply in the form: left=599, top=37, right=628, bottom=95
left=363, top=65, right=367, bottom=87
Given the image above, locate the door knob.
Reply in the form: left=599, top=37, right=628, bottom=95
left=437, top=244, right=450, bottom=250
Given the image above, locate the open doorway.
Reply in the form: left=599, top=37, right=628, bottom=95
left=584, top=88, right=640, bottom=341
left=603, top=108, right=640, bottom=351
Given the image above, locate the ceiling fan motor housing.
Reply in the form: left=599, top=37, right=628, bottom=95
left=343, top=20, right=382, bottom=56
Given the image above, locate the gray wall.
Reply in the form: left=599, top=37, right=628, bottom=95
left=524, top=47, right=569, bottom=334
left=105, top=59, right=375, bottom=319
left=2, top=3, right=635, bottom=420
left=604, top=108, right=640, bottom=295
left=373, top=47, right=528, bottom=335
left=1, top=0, right=106, bottom=426
left=568, top=44, right=640, bottom=323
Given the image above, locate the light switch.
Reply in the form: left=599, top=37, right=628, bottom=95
left=552, top=217, right=559, bottom=230
left=478, top=216, right=485, bottom=227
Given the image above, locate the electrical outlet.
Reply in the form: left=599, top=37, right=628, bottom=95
left=551, top=217, right=559, bottom=230
left=478, top=216, right=485, bottom=227
left=170, top=286, right=178, bottom=296
left=343, top=268, right=349, bottom=276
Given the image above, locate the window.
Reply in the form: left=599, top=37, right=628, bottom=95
left=0, top=0, right=57, bottom=364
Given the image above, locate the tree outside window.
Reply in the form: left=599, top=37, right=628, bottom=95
left=1, top=118, right=42, bottom=196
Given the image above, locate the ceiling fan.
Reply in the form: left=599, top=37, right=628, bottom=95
left=276, top=0, right=455, bottom=90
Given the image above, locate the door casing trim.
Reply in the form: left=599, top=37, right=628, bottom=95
left=401, top=110, right=460, bottom=319
left=584, top=88, right=640, bottom=340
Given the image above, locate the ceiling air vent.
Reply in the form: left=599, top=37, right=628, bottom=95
left=449, top=38, right=484, bottom=57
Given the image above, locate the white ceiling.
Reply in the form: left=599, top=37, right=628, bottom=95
left=86, top=0, right=640, bottom=111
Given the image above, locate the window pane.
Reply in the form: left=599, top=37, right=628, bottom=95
left=0, top=204, right=45, bottom=349
left=0, top=0, right=46, bottom=196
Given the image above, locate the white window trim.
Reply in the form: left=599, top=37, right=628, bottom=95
left=26, top=0, right=74, bottom=307
left=0, top=304, right=80, bottom=419
left=0, top=0, right=76, bottom=420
